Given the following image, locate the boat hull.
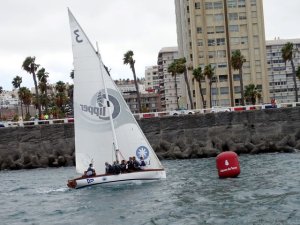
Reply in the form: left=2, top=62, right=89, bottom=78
left=68, top=169, right=166, bottom=189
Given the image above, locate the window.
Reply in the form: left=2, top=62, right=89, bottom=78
left=251, top=0, right=256, bottom=6
left=240, top=37, right=248, bottom=45
left=218, top=63, right=227, bottom=68
left=219, top=75, right=228, bottom=82
left=233, top=74, right=240, bottom=81
left=252, top=11, right=257, bottom=18
left=215, top=26, right=224, bottom=33
left=239, top=12, right=247, bottom=20
left=197, top=27, right=202, bottom=33
left=205, top=2, right=213, bottom=9
left=230, top=37, right=240, bottom=45
left=234, top=86, right=241, bottom=93
left=211, top=88, right=219, bottom=95
left=214, top=14, right=224, bottom=22
left=197, top=39, right=203, bottom=46
left=207, top=26, right=214, bottom=34
left=238, top=0, right=246, bottom=8
left=229, top=25, right=239, bottom=32
left=208, top=39, right=215, bottom=46
left=217, top=50, right=226, bottom=58
left=229, top=13, right=238, bottom=21
left=220, top=87, right=229, bottom=94
left=208, top=51, right=215, bottom=58
left=195, top=2, right=201, bottom=9
left=214, top=1, right=223, bottom=9
left=228, top=0, right=237, bottom=8
left=216, top=38, right=225, bottom=46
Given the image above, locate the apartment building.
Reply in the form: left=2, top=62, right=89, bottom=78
left=157, top=47, right=187, bottom=111
left=266, top=38, right=300, bottom=103
left=175, top=0, right=269, bottom=108
left=145, top=66, right=160, bottom=92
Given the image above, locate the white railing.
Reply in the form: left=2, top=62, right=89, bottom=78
left=1, top=118, right=74, bottom=128
left=1, top=102, right=299, bottom=127
left=133, top=102, right=300, bottom=119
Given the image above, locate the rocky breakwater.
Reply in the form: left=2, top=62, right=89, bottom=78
left=140, top=107, right=300, bottom=159
left=0, top=107, right=299, bottom=170
left=0, top=124, right=74, bottom=170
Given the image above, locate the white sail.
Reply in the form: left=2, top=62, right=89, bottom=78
left=68, top=9, right=164, bottom=175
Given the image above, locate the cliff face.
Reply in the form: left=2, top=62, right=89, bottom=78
left=0, top=107, right=299, bottom=170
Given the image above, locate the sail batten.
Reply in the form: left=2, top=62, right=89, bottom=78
left=68, top=9, right=164, bottom=176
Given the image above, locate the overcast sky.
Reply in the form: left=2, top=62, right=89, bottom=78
left=1, top=0, right=300, bottom=90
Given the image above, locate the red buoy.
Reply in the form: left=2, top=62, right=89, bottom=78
left=216, top=151, right=240, bottom=178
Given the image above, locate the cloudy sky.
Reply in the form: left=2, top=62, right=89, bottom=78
left=1, top=0, right=300, bottom=90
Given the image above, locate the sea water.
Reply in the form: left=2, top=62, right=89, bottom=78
left=0, top=153, right=300, bottom=225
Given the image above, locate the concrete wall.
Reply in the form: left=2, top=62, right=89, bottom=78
left=0, top=107, right=299, bottom=170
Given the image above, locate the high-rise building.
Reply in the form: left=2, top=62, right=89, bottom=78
left=157, top=47, right=187, bottom=111
left=145, top=66, right=160, bottom=92
left=266, top=38, right=300, bottom=103
left=175, top=0, right=269, bottom=108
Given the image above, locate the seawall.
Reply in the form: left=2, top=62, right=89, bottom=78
left=0, top=107, right=299, bottom=170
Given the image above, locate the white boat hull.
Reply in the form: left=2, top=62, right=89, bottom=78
left=68, top=169, right=166, bottom=189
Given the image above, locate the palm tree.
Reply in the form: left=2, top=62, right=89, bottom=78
left=37, top=68, right=49, bottom=112
left=203, top=64, right=215, bottom=108
left=176, top=58, right=194, bottom=109
left=55, top=81, right=67, bottom=116
left=18, top=87, right=32, bottom=116
left=168, top=61, right=180, bottom=109
left=12, top=76, right=23, bottom=119
left=231, top=50, right=246, bottom=106
left=281, top=42, right=298, bottom=102
left=192, top=66, right=206, bottom=108
left=244, top=84, right=262, bottom=105
left=123, top=50, right=141, bottom=113
left=22, top=56, right=41, bottom=118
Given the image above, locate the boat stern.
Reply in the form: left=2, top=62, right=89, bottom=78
left=67, top=179, right=77, bottom=189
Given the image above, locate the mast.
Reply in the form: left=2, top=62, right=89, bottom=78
left=96, top=42, right=120, bottom=163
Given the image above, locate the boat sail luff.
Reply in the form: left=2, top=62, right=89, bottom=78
left=68, top=9, right=165, bottom=186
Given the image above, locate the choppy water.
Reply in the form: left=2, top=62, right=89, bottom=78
left=1, top=153, right=300, bottom=225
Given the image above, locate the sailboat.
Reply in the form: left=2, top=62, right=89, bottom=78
left=67, top=9, right=166, bottom=189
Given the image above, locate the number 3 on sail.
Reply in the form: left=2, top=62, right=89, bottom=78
left=67, top=9, right=166, bottom=189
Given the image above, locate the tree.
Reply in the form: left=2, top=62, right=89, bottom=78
left=18, top=87, right=32, bottom=116
left=244, top=84, right=262, bottom=105
left=0, top=86, right=2, bottom=94
left=168, top=61, right=180, bottom=109
left=192, top=66, right=206, bottom=108
left=22, top=56, right=41, bottom=118
left=37, top=68, right=49, bottom=112
left=55, top=81, right=67, bottom=117
left=123, top=50, right=142, bottom=113
left=203, top=64, right=215, bottom=108
left=12, top=76, right=23, bottom=119
left=281, top=42, right=298, bottom=102
left=231, top=50, right=246, bottom=106
left=176, top=58, right=194, bottom=109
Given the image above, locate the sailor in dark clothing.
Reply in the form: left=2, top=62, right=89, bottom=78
left=127, top=157, right=134, bottom=172
left=85, top=163, right=96, bottom=176
left=113, top=161, right=121, bottom=174
left=105, top=162, right=113, bottom=174
left=120, top=160, right=127, bottom=173
left=132, top=156, right=141, bottom=170
left=140, top=157, right=146, bottom=167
